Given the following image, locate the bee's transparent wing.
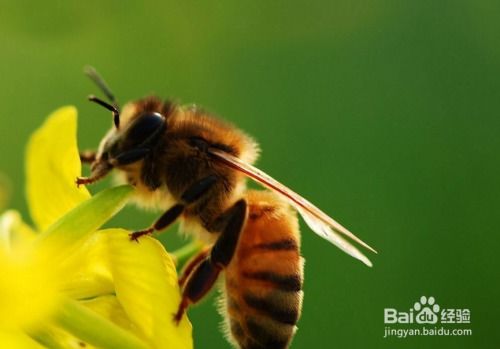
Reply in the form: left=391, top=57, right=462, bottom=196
left=209, top=149, right=376, bottom=267
left=297, top=207, right=372, bottom=267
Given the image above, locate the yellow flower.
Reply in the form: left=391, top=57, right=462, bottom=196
left=0, top=107, right=192, bottom=349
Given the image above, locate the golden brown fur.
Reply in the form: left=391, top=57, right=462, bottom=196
left=107, top=97, right=259, bottom=240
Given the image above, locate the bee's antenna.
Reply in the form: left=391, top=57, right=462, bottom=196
left=84, top=66, right=121, bottom=128
left=88, top=95, right=121, bottom=129
left=84, top=66, right=119, bottom=108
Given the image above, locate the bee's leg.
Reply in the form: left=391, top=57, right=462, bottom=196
left=76, top=161, right=112, bottom=187
left=210, top=199, right=247, bottom=267
left=174, top=199, right=247, bottom=323
left=173, top=258, right=220, bottom=324
left=129, top=175, right=218, bottom=241
left=79, top=150, right=96, bottom=164
left=129, top=204, right=184, bottom=241
left=178, top=247, right=211, bottom=288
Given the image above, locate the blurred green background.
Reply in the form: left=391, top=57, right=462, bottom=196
left=1, top=1, right=499, bottom=348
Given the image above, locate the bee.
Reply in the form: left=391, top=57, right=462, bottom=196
left=77, top=67, right=376, bottom=349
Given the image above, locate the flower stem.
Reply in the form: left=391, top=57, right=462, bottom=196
left=53, top=298, right=149, bottom=349
left=28, top=329, right=68, bottom=349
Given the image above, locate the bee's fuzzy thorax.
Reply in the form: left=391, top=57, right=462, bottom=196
left=168, top=105, right=260, bottom=164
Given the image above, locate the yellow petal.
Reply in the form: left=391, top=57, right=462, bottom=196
left=82, top=295, right=136, bottom=334
left=0, top=210, right=36, bottom=253
left=59, top=232, right=114, bottom=301
left=103, top=229, right=193, bottom=349
left=0, top=243, right=60, bottom=330
left=26, top=106, right=90, bottom=231
left=0, top=330, right=45, bottom=349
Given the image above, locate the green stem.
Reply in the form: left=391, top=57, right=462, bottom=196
left=170, top=240, right=204, bottom=269
left=53, top=298, right=149, bottom=349
left=28, top=329, right=68, bottom=349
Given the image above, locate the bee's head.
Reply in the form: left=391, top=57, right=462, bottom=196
left=92, top=99, right=167, bottom=170
left=80, top=67, right=167, bottom=184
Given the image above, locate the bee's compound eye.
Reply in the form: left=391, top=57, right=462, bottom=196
left=127, top=112, right=166, bottom=144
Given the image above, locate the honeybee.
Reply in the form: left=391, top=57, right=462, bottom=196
left=77, top=67, right=376, bottom=349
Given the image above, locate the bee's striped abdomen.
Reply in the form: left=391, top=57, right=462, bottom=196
left=221, top=190, right=304, bottom=349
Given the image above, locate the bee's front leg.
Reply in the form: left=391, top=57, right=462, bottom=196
left=79, top=150, right=97, bottom=163
left=76, top=160, right=112, bottom=187
left=129, top=175, right=219, bottom=241
left=129, top=204, right=184, bottom=241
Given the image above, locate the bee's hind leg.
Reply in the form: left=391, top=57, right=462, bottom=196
left=174, top=199, right=247, bottom=324
left=178, top=247, right=211, bottom=288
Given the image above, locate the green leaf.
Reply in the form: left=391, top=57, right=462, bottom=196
left=35, top=185, right=133, bottom=263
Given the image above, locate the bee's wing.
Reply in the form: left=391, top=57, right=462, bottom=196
left=209, top=148, right=376, bottom=267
